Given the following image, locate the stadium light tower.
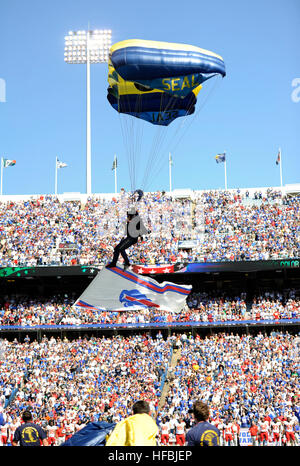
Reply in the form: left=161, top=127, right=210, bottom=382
left=64, top=29, right=112, bottom=194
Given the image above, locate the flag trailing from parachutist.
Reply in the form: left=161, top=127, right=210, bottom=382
left=74, top=265, right=192, bottom=313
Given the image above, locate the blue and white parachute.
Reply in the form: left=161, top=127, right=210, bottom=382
left=107, top=38, right=226, bottom=192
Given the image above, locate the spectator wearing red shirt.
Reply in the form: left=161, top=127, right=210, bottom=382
left=249, top=421, right=259, bottom=446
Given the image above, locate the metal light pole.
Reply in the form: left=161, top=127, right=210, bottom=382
left=86, top=32, right=91, bottom=195
left=169, top=152, right=173, bottom=192
left=64, top=29, right=112, bottom=194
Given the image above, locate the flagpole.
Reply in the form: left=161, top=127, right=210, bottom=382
left=169, top=152, right=172, bottom=192
left=279, top=147, right=283, bottom=188
left=224, top=151, right=227, bottom=190
left=0, top=158, right=3, bottom=196
left=55, top=156, right=58, bottom=195
left=114, top=154, right=117, bottom=194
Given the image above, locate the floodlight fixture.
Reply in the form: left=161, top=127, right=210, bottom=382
left=64, top=29, right=112, bottom=65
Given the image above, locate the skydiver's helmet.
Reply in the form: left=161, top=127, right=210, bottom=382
left=134, top=189, right=144, bottom=202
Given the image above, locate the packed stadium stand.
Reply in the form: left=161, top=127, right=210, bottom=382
left=0, top=186, right=299, bottom=446
left=0, top=186, right=299, bottom=267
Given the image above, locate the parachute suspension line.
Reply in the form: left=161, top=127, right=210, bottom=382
left=127, top=116, right=135, bottom=191
left=144, top=94, right=192, bottom=189
left=140, top=94, right=181, bottom=191
left=121, top=89, right=132, bottom=191
left=141, top=126, right=169, bottom=190
left=167, top=76, right=221, bottom=155
left=120, top=90, right=147, bottom=192
left=119, top=112, right=135, bottom=192
left=142, top=124, right=180, bottom=193
left=133, top=94, right=145, bottom=189
left=141, top=125, right=165, bottom=190
left=118, top=95, right=141, bottom=192
left=142, top=95, right=192, bottom=192
left=142, top=78, right=221, bottom=192
left=140, top=92, right=167, bottom=189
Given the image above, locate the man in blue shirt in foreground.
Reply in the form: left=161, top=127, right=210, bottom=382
left=12, top=410, right=48, bottom=446
left=186, top=400, right=220, bottom=446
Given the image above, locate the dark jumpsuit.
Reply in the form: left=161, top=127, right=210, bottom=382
left=111, top=220, right=141, bottom=266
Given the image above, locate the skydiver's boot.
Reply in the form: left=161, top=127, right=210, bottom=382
left=106, top=263, right=116, bottom=269
left=123, top=263, right=130, bottom=270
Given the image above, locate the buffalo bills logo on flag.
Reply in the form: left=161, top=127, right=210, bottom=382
left=74, top=266, right=192, bottom=313
left=119, top=289, right=160, bottom=308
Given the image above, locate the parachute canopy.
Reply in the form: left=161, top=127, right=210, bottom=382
left=110, top=39, right=226, bottom=97
left=108, top=59, right=201, bottom=126
left=61, top=422, right=116, bottom=446
left=107, top=39, right=226, bottom=191
left=107, top=39, right=225, bottom=126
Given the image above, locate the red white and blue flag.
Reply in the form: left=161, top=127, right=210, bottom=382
left=74, top=264, right=192, bottom=313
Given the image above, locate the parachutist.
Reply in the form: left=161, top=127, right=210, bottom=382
left=106, top=207, right=150, bottom=269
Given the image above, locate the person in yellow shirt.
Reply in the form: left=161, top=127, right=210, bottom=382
left=106, top=400, right=158, bottom=446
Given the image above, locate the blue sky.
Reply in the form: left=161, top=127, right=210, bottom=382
left=0, top=0, right=299, bottom=195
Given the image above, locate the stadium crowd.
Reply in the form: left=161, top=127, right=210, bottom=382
left=159, top=331, right=300, bottom=446
left=0, top=334, right=171, bottom=445
left=0, top=289, right=299, bottom=327
left=195, top=188, right=299, bottom=262
left=0, top=331, right=299, bottom=446
left=0, top=187, right=299, bottom=447
left=0, top=188, right=298, bottom=267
